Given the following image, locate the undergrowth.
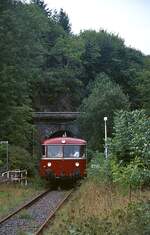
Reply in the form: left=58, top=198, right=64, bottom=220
left=0, top=183, right=43, bottom=219
left=45, top=179, right=150, bottom=235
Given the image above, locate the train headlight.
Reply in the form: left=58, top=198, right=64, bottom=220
left=47, top=162, right=51, bottom=167
left=75, top=162, right=79, bottom=167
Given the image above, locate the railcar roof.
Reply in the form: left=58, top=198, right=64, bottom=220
left=42, top=137, right=86, bottom=145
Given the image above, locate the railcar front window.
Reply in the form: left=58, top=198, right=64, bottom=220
left=47, top=145, right=62, bottom=158
left=64, top=145, right=85, bottom=158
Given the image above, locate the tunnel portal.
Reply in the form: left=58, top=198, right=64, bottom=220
left=33, top=112, right=81, bottom=142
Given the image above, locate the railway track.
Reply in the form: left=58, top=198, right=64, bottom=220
left=0, top=189, right=73, bottom=235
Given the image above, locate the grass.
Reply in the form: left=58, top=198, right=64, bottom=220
left=16, top=229, right=33, bottom=235
left=19, top=209, right=33, bottom=220
left=44, top=179, right=150, bottom=235
left=0, top=183, right=44, bottom=219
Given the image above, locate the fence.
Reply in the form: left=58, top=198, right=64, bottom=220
left=2, top=169, right=27, bottom=185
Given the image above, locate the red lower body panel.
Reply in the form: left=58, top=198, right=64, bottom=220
left=39, top=159, right=86, bottom=179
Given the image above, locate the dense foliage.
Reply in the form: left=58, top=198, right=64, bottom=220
left=0, top=3, right=149, bottom=234
left=9, top=145, right=35, bottom=175
left=110, top=110, right=150, bottom=164
left=48, top=178, right=150, bottom=235
left=79, top=74, right=129, bottom=150
left=87, top=110, right=150, bottom=191
left=0, top=0, right=150, bottom=171
left=65, top=201, right=150, bottom=235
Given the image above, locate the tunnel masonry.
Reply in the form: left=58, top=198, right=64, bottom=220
left=33, top=112, right=81, bottom=142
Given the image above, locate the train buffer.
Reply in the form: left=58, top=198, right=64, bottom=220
left=1, top=169, right=27, bottom=185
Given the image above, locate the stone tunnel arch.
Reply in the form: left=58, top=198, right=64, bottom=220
left=33, top=112, right=81, bottom=142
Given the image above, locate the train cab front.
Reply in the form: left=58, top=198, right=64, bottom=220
left=39, top=137, right=87, bottom=182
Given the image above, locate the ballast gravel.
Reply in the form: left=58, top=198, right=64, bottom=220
left=0, top=190, right=66, bottom=235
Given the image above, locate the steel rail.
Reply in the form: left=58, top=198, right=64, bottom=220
left=35, top=189, right=73, bottom=235
left=0, top=189, right=50, bottom=225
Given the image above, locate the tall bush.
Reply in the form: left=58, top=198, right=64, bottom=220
left=9, top=145, right=36, bottom=176
left=110, top=110, right=150, bottom=165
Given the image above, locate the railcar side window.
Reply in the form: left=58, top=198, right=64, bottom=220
left=47, top=145, right=62, bottom=158
left=64, top=145, right=86, bottom=158
left=42, top=145, right=45, bottom=156
left=80, top=145, right=86, bottom=158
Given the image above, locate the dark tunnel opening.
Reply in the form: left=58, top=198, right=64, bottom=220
left=49, top=130, right=74, bottom=138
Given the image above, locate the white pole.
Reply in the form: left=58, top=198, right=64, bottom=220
left=6, top=141, right=9, bottom=171
left=104, top=117, right=108, bottom=159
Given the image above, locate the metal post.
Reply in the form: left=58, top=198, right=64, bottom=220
left=104, top=117, right=108, bottom=159
left=6, top=141, right=9, bottom=171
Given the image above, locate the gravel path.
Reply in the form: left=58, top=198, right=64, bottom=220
left=0, top=190, right=67, bottom=235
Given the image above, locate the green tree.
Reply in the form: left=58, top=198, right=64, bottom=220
left=9, top=145, right=35, bottom=175
left=138, top=71, right=150, bottom=114
left=79, top=73, right=129, bottom=150
left=32, top=35, right=85, bottom=111
left=80, top=30, right=144, bottom=108
left=32, top=0, right=51, bottom=16
left=0, top=1, right=49, bottom=147
left=110, top=110, right=150, bottom=164
left=54, top=8, right=71, bottom=34
left=137, top=56, right=150, bottom=114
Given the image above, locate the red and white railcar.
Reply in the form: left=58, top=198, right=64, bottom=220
left=39, top=137, right=87, bottom=181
